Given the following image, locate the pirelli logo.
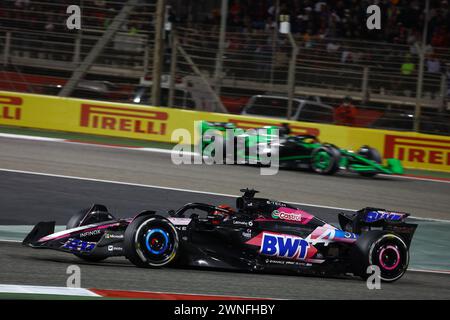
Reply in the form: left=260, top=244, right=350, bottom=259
left=384, top=135, right=450, bottom=166
left=228, top=119, right=320, bottom=136
left=0, top=95, right=22, bottom=120
left=80, top=104, right=168, bottom=135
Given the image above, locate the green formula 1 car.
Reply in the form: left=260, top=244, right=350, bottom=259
left=199, top=121, right=403, bottom=177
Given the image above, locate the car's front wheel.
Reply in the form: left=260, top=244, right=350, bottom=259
left=357, top=145, right=382, bottom=177
left=310, top=146, right=340, bottom=175
left=66, top=208, right=108, bottom=262
left=124, top=215, right=180, bottom=268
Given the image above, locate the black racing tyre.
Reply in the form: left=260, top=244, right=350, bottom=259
left=357, top=145, right=382, bottom=163
left=357, top=146, right=382, bottom=177
left=66, top=208, right=107, bottom=262
left=310, top=146, right=340, bottom=175
left=124, top=215, right=179, bottom=268
left=66, top=208, right=89, bottom=230
left=351, top=231, right=409, bottom=282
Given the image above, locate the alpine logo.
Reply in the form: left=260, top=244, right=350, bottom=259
left=260, top=233, right=314, bottom=260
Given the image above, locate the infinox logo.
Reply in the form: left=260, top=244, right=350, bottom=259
left=260, top=233, right=314, bottom=260
left=384, top=135, right=450, bottom=166
left=80, top=104, right=168, bottom=135
left=0, top=95, right=22, bottom=120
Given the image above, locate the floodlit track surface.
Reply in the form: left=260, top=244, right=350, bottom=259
left=0, top=137, right=449, bottom=220
left=0, top=242, right=449, bottom=299
left=0, top=136, right=449, bottom=299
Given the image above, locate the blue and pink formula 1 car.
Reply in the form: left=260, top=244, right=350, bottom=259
left=23, top=189, right=417, bottom=282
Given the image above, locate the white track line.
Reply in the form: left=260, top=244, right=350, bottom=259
left=408, top=268, right=450, bottom=275
left=0, top=132, right=198, bottom=156
left=0, top=284, right=274, bottom=299
left=1, top=167, right=449, bottom=222
left=380, top=173, right=450, bottom=184
left=0, top=284, right=100, bottom=297
left=0, top=133, right=65, bottom=142
left=1, top=132, right=449, bottom=184
left=0, top=239, right=21, bottom=243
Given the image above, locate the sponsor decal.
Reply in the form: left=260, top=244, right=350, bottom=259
left=167, top=217, right=192, bottom=226
left=271, top=210, right=302, bottom=222
left=259, top=233, right=316, bottom=260
left=241, top=229, right=252, bottom=239
left=384, top=135, right=450, bottom=167
left=266, top=200, right=287, bottom=207
left=365, top=211, right=404, bottom=223
left=233, top=220, right=252, bottom=226
left=309, top=227, right=358, bottom=244
left=228, top=119, right=320, bottom=136
left=270, top=207, right=313, bottom=224
left=104, top=233, right=124, bottom=240
left=175, top=225, right=188, bottom=231
left=265, top=258, right=310, bottom=266
left=80, top=104, right=168, bottom=136
left=107, top=245, right=123, bottom=252
left=62, top=238, right=95, bottom=252
left=0, top=95, right=22, bottom=121
left=80, top=229, right=102, bottom=238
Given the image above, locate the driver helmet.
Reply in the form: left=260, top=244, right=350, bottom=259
left=211, top=204, right=235, bottom=224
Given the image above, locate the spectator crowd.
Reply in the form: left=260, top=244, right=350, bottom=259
left=188, top=0, right=450, bottom=49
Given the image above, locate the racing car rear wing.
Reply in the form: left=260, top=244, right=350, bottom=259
left=338, top=207, right=417, bottom=247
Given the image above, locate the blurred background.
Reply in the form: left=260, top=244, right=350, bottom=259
left=0, top=0, right=449, bottom=135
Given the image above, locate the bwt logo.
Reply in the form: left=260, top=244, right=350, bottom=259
left=260, top=233, right=313, bottom=260
left=384, top=135, right=450, bottom=167
left=0, top=95, right=22, bottom=121
left=80, top=104, right=168, bottom=135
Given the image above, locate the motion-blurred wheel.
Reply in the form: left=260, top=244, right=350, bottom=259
left=310, top=146, right=340, bottom=175
left=351, top=231, right=409, bottom=282
left=357, top=145, right=382, bottom=177
left=124, top=215, right=179, bottom=268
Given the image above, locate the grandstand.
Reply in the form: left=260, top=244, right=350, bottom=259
left=0, top=0, right=449, bottom=135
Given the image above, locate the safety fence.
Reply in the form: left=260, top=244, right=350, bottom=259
left=0, top=1, right=449, bottom=136
left=1, top=91, right=449, bottom=172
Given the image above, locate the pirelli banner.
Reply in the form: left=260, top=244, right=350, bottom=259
left=1, top=91, right=449, bottom=172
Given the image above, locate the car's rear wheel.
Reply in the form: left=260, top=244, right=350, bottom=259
left=310, top=146, right=340, bottom=175
left=351, top=231, right=409, bottom=282
left=357, top=145, right=382, bottom=177
left=124, top=215, right=179, bottom=268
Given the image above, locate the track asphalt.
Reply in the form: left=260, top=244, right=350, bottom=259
left=0, top=135, right=449, bottom=299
